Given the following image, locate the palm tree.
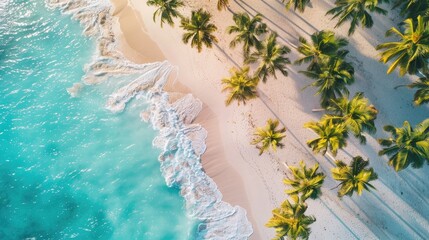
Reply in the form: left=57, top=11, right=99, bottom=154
left=393, top=0, right=429, bottom=20
left=283, top=0, right=312, bottom=13
left=227, top=13, right=268, bottom=58
left=325, top=92, right=378, bottom=144
left=376, top=16, right=429, bottom=76
left=304, top=119, right=348, bottom=156
left=408, top=75, right=429, bottom=105
left=247, top=33, right=291, bottom=83
left=216, top=0, right=229, bottom=11
left=295, top=30, right=349, bottom=71
left=147, top=0, right=184, bottom=27
left=326, top=0, right=388, bottom=36
left=283, top=161, right=326, bottom=200
left=222, top=66, right=259, bottom=106
left=252, top=119, right=286, bottom=155
left=378, top=119, right=429, bottom=171
left=266, top=195, right=316, bottom=240
left=180, top=9, right=218, bottom=52
left=331, top=156, right=378, bottom=197
left=300, top=57, right=355, bottom=108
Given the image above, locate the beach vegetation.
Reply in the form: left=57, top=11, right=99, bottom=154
left=304, top=119, right=348, bottom=156
left=216, top=0, right=230, bottom=11
left=295, top=30, right=349, bottom=71
left=376, top=16, right=429, bottom=76
left=246, top=32, right=291, bottom=83
left=252, top=119, right=286, bottom=155
left=227, top=13, right=268, bottom=58
left=324, top=92, right=378, bottom=144
left=282, top=0, right=312, bottom=13
left=147, top=0, right=184, bottom=27
left=393, top=0, right=429, bottom=20
left=408, top=73, right=429, bottom=105
left=331, top=156, right=378, bottom=197
left=222, top=66, right=259, bottom=106
left=378, top=119, right=429, bottom=171
left=326, top=0, right=388, bottom=36
left=283, top=161, right=326, bottom=200
left=266, top=195, right=316, bottom=240
left=180, top=9, right=218, bottom=52
left=300, top=57, right=355, bottom=108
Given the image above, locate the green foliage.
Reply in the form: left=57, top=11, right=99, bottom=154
left=378, top=119, right=429, bottom=171
left=295, top=30, right=349, bottom=71
left=252, top=119, right=286, bottom=155
left=376, top=16, right=429, bottom=76
left=326, top=0, right=388, bottom=36
left=304, top=119, right=348, bottom=156
left=300, top=57, right=355, bottom=108
left=222, top=66, right=259, bottom=106
left=282, top=0, right=312, bottom=13
left=227, top=13, right=268, bottom=58
left=180, top=9, right=218, bottom=52
left=408, top=74, right=429, bottom=105
left=247, top=32, right=291, bottom=83
left=147, top=0, right=184, bottom=27
left=325, top=92, right=378, bottom=144
left=331, top=156, right=378, bottom=197
left=284, top=161, right=326, bottom=200
left=216, top=0, right=229, bottom=11
left=393, top=0, right=429, bottom=20
left=266, top=195, right=316, bottom=240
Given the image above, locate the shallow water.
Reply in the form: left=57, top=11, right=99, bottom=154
left=0, top=0, right=196, bottom=239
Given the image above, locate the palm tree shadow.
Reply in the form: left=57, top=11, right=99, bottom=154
left=214, top=42, right=240, bottom=67
left=260, top=0, right=315, bottom=36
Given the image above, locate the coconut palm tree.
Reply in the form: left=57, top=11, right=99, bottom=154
left=266, top=195, right=316, bottom=240
left=325, top=92, right=378, bottom=144
left=216, top=0, right=229, bottom=11
left=331, top=156, right=378, bottom=197
left=180, top=9, right=218, bottom=52
left=283, top=0, right=312, bottom=13
left=393, top=0, right=429, bottom=20
left=304, top=119, right=348, bottom=156
left=295, top=30, right=349, bottom=71
left=147, top=0, right=184, bottom=27
left=300, top=57, right=355, bottom=108
left=378, top=119, right=429, bottom=171
left=252, top=119, right=286, bottom=155
left=409, top=75, right=429, bottom=105
left=247, top=33, right=291, bottom=83
left=227, top=13, right=268, bottom=58
left=326, top=0, right=388, bottom=36
left=222, top=66, right=259, bottom=106
left=284, top=161, right=326, bottom=200
left=376, top=16, right=429, bottom=76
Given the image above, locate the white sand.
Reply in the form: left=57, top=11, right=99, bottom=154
left=110, top=0, right=429, bottom=239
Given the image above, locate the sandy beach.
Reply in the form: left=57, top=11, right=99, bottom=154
left=109, top=0, right=429, bottom=239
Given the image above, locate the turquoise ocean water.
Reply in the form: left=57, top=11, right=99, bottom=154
left=0, top=0, right=196, bottom=239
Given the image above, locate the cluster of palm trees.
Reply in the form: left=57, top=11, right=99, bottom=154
left=222, top=13, right=291, bottom=105
left=267, top=155, right=378, bottom=239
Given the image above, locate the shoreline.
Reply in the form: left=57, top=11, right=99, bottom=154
left=109, top=0, right=260, bottom=238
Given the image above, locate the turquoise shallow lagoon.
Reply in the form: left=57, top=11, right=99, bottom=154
left=0, top=0, right=196, bottom=239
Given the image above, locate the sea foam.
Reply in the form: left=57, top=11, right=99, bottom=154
left=45, top=0, right=253, bottom=239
